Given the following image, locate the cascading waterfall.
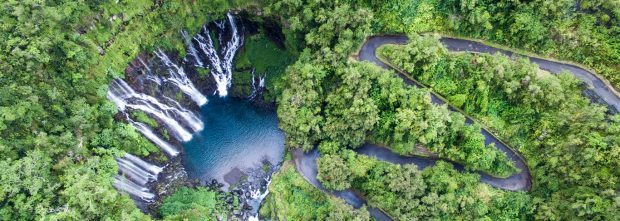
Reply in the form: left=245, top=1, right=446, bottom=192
left=114, top=154, right=163, bottom=202
left=108, top=13, right=280, bottom=216
left=107, top=78, right=202, bottom=142
left=138, top=57, right=153, bottom=74
left=124, top=153, right=164, bottom=175
left=214, top=20, right=226, bottom=49
left=155, top=49, right=208, bottom=106
left=117, top=159, right=155, bottom=185
left=193, top=12, right=243, bottom=97
left=137, top=57, right=164, bottom=86
left=248, top=177, right=272, bottom=221
left=127, top=119, right=180, bottom=157
left=114, top=175, right=156, bottom=202
left=249, top=68, right=266, bottom=100
left=182, top=30, right=204, bottom=67
left=117, top=158, right=158, bottom=179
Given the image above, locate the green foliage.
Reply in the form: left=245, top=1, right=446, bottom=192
left=323, top=64, right=379, bottom=147
left=260, top=163, right=370, bottom=221
left=0, top=0, right=233, bottom=219
left=341, top=62, right=517, bottom=177
left=159, top=187, right=231, bottom=220
left=378, top=34, right=447, bottom=73
left=324, top=152, right=533, bottom=220
left=317, top=154, right=353, bottom=191
left=382, top=36, right=620, bottom=220
left=266, top=0, right=372, bottom=65
left=272, top=0, right=516, bottom=175
left=196, top=67, right=210, bottom=77
left=131, top=110, right=158, bottom=128
left=276, top=53, right=326, bottom=151
left=232, top=31, right=297, bottom=99
left=371, top=0, right=620, bottom=92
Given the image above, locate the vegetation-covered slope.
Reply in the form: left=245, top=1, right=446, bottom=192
left=0, top=0, right=240, bottom=219
left=1, top=0, right=618, bottom=220
left=366, top=0, right=620, bottom=91
left=379, top=34, right=620, bottom=220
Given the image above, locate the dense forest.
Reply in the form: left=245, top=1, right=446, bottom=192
left=1, top=0, right=618, bottom=220
left=378, top=34, right=619, bottom=219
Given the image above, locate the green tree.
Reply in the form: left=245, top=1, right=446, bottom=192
left=318, top=155, right=352, bottom=191
left=160, top=187, right=230, bottom=220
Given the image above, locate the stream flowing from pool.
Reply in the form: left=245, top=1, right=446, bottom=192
left=108, top=12, right=284, bottom=218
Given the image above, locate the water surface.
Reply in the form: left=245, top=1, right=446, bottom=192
left=182, top=96, right=284, bottom=187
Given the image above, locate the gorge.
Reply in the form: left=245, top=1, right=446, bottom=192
left=107, top=12, right=283, bottom=219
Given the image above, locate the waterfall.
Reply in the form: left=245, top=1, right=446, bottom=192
left=117, top=160, right=154, bottom=186
left=107, top=78, right=201, bottom=142
left=193, top=12, right=243, bottom=97
left=160, top=95, right=204, bottom=132
left=249, top=69, right=266, bottom=100
left=116, top=154, right=163, bottom=186
left=114, top=154, right=164, bottom=203
left=155, top=49, right=208, bottom=106
left=118, top=160, right=156, bottom=179
left=138, top=57, right=153, bottom=74
left=137, top=57, right=164, bottom=86
left=114, top=175, right=156, bottom=202
left=248, top=178, right=272, bottom=221
left=182, top=30, right=204, bottom=67
left=259, top=76, right=265, bottom=88
left=124, top=153, right=164, bottom=175
left=214, top=20, right=226, bottom=48
left=127, top=119, right=180, bottom=157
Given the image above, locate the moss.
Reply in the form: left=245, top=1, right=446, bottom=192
left=162, top=129, right=170, bottom=141
left=262, top=163, right=270, bottom=173
left=232, top=31, right=297, bottom=99
left=196, top=67, right=211, bottom=77
left=131, top=110, right=159, bottom=128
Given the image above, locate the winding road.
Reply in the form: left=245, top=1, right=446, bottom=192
left=291, top=35, right=620, bottom=220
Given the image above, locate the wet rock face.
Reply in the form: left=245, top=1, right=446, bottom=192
left=124, top=53, right=205, bottom=112
left=113, top=12, right=284, bottom=218
left=144, top=156, right=189, bottom=216
left=225, top=160, right=281, bottom=220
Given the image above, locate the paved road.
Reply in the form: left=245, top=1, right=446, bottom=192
left=358, top=36, right=531, bottom=191
left=292, top=149, right=392, bottom=221
left=291, top=35, right=611, bottom=220
left=440, top=37, right=620, bottom=113
left=292, top=143, right=528, bottom=221
left=291, top=34, right=620, bottom=220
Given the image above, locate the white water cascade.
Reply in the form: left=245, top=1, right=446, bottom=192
left=249, top=68, right=266, bottom=100
left=107, top=78, right=202, bottom=142
left=117, top=159, right=156, bottom=185
left=248, top=178, right=272, bottom=221
left=193, top=12, right=243, bottom=97
left=128, top=118, right=180, bottom=157
left=181, top=30, right=204, bottom=67
left=124, top=153, right=164, bottom=175
left=114, top=175, right=156, bottom=202
left=114, top=154, right=163, bottom=202
left=155, top=49, right=208, bottom=106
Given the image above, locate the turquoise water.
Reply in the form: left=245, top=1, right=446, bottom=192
left=181, top=96, right=284, bottom=186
